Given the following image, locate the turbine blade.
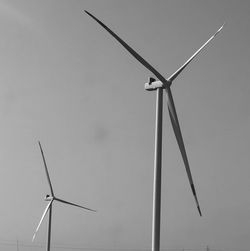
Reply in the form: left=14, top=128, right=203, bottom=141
left=55, top=197, right=96, bottom=212
left=38, top=141, right=54, bottom=196
left=168, top=23, right=225, bottom=83
left=84, top=10, right=168, bottom=86
left=32, top=200, right=53, bottom=241
left=166, top=88, right=202, bottom=216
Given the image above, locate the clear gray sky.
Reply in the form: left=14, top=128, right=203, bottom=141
left=0, top=0, right=250, bottom=250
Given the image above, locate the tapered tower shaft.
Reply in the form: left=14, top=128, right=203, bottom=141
left=152, top=87, right=163, bottom=251
left=47, top=206, right=52, bottom=251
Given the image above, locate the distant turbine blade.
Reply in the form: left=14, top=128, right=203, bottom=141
left=84, top=10, right=168, bottom=86
left=166, top=88, right=202, bottom=216
left=54, top=197, right=96, bottom=212
left=168, top=23, right=225, bottom=83
left=32, top=200, right=53, bottom=241
left=38, top=141, right=54, bottom=196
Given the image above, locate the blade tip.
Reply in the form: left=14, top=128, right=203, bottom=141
left=86, top=207, right=97, bottom=212
left=216, top=23, right=225, bottom=35
left=84, top=10, right=91, bottom=16
left=38, top=141, right=42, bottom=151
left=84, top=206, right=96, bottom=212
left=198, top=206, right=202, bottom=217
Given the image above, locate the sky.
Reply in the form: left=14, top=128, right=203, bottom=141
left=0, top=0, right=250, bottom=250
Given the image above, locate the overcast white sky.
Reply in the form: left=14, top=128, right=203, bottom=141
left=0, top=0, right=250, bottom=250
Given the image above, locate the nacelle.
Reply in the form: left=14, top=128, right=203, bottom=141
left=145, top=80, right=164, bottom=91
left=44, top=194, right=53, bottom=201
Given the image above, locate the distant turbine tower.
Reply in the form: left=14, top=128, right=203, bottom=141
left=32, top=141, right=96, bottom=251
left=85, top=10, right=224, bottom=251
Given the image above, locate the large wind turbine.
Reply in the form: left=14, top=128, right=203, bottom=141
left=32, top=141, right=96, bottom=251
left=85, top=10, right=223, bottom=251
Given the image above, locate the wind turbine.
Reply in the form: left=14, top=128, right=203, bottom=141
left=85, top=10, right=223, bottom=251
left=32, top=141, right=96, bottom=251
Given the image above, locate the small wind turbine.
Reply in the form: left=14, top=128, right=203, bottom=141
left=32, top=141, right=96, bottom=251
left=85, top=10, right=223, bottom=251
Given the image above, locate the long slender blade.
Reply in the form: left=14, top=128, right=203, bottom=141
left=166, top=88, right=202, bottom=216
left=32, top=200, right=53, bottom=241
left=38, top=141, right=54, bottom=196
left=55, top=197, right=96, bottom=212
left=168, top=23, right=225, bottom=83
left=84, top=10, right=169, bottom=86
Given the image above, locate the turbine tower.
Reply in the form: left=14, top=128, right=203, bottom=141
left=32, top=141, right=96, bottom=251
left=85, top=10, right=223, bottom=251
